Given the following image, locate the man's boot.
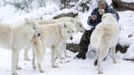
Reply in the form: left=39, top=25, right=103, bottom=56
left=75, top=49, right=87, bottom=59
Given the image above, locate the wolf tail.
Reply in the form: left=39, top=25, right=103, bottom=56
left=31, top=37, right=44, bottom=64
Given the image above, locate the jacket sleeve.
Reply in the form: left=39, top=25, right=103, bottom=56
left=87, top=8, right=97, bottom=26
left=87, top=16, right=93, bottom=26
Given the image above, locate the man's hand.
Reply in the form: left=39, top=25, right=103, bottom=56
left=98, top=9, right=105, bottom=15
left=91, top=15, right=97, bottom=21
left=90, top=26, right=94, bottom=30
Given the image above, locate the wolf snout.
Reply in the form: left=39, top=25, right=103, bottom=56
left=70, top=36, right=73, bottom=40
left=34, top=33, right=41, bottom=37
left=37, top=33, right=41, bottom=37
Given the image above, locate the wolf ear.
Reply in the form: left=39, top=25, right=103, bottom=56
left=24, top=18, right=32, bottom=24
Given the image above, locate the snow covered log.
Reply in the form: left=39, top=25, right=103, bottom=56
left=112, top=0, right=134, bottom=11
left=53, top=12, right=78, bottom=19
left=66, top=43, right=129, bottom=53
left=66, top=43, right=80, bottom=53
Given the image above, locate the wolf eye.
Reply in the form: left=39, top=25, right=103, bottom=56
left=33, top=27, right=36, bottom=30
left=72, top=31, right=74, bottom=33
left=79, top=24, right=82, bottom=27
left=67, top=31, right=70, bottom=33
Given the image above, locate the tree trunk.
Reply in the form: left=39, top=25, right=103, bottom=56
left=112, top=0, right=134, bottom=11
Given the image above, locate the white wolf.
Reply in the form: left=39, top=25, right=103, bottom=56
left=90, top=13, right=120, bottom=74
left=38, top=17, right=85, bottom=57
left=24, top=17, right=85, bottom=61
left=32, top=22, right=76, bottom=72
left=0, top=19, right=40, bottom=75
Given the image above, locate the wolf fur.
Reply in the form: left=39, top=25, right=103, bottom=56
left=0, top=19, right=40, bottom=75
left=31, top=22, right=76, bottom=72
left=36, top=17, right=85, bottom=58
left=90, top=13, right=120, bottom=74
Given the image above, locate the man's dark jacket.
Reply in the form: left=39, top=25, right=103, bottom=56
left=87, top=6, right=119, bottom=30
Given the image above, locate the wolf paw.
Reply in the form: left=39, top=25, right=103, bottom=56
left=24, top=58, right=30, bottom=61
left=16, top=66, right=22, bottom=70
left=40, top=70, right=45, bottom=73
left=98, top=71, right=103, bottom=74
left=113, top=60, right=117, bottom=63
left=12, top=72, right=18, bottom=75
left=52, top=65, right=59, bottom=68
left=33, top=65, right=37, bottom=69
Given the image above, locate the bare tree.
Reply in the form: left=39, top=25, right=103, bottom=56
left=36, top=0, right=46, bottom=7
left=77, top=0, right=92, bottom=12
left=0, top=0, right=7, bottom=6
left=60, top=0, right=70, bottom=8
left=4, top=0, right=33, bottom=12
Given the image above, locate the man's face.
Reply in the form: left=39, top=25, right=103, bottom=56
left=98, top=2, right=106, bottom=9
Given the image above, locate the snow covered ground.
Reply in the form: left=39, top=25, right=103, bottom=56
left=0, top=1, right=134, bottom=75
